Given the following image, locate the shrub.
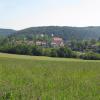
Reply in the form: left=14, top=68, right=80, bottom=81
left=80, top=52, right=100, bottom=60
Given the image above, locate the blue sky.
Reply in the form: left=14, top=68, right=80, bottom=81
left=0, top=0, right=100, bottom=30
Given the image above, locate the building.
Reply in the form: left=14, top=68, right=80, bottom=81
left=51, top=37, right=64, bottom=47
left=36, top=40, right=47, bottom=47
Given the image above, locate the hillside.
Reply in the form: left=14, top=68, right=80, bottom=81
left=0, top=28, right=16, bottom=38
left=9, top=26, right=100, bottom=41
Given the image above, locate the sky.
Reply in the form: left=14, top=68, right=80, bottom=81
left=0, top=0, right=100, bottom=30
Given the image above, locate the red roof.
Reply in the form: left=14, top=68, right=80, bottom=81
left=53, top=37, right=63, bottom=41
left=52, top=37, right=63, bottom=45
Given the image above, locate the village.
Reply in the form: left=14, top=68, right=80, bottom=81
left=15, top=34, right=65, bottom=48
left=14, top=33, right=100, bottom=53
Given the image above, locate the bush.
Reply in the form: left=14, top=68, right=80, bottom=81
left=80, top=52, right=100, bottom=60
left=50, top=48, right=58, bottom=57
left=57, top=47, right=77, bottom=58
left=0, top=44, right=77, bottom=58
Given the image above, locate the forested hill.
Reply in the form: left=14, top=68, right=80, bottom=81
left=9, top=26, right=100, bottom=40
left=0, top=29, right=16, bottom=38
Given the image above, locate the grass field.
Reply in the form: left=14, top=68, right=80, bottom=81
left=0, top=53, right=100, bottom=100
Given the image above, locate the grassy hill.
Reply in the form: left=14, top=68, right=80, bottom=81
left=0, top=29, right=16, bottom=38
left=9, top=26, right=100, bottom=40
left=0, top=53, right=100, bottom=99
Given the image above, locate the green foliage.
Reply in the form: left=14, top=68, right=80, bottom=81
left=1, top=43, right=100, bottom=60
left=57, top=47, right=76, bottom=58
left=0, top=44, right=76, bottom=58
left=80, top=52, right=100, bottom=60
left=1, top=27, right=100, bottom=60
left=50, top=48, right=58, bottom=57
left=0, top=29, right=15, bottom=37
left=9, top=26, right=100, bottom=41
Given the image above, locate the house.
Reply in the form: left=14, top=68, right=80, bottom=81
left=36, top=40, right=47, bottom=47
left=51, top=37, right=64, bottom=47
left=27, top=41, right=34, bottom=45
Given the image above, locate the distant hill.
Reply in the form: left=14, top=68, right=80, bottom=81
left=0, top=29, right=16, bottom=38
left=6, top=26, right=100, bottom=40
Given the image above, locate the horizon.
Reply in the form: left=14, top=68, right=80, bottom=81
left=1, top=25, right=100, bottom=30
left=0, top=0, right=100, bottom=30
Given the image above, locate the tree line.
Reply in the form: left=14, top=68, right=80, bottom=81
left=0, top=34, right=100, bottom=60
left=0, top=44, right=76, bottom=58
left=0, top=43, right=100, bottom=60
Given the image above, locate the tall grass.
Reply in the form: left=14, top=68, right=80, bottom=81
left=0, top=53, right=100, bottom=100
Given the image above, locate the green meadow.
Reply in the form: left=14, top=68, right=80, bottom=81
left=0, top=53, right=100, bottom=100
